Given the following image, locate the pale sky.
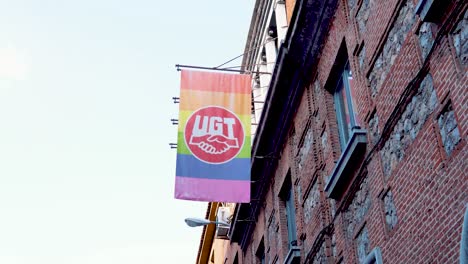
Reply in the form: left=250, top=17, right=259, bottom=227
left=0, top=1, right=253, bottom=263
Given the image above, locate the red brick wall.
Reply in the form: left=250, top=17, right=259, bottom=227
left=223, top=0, right=467, bottom=263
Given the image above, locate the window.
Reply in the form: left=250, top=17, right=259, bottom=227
left=324, top=54, right=367, bottom=199
left=256, top=238, right=266, bottom=264
left=280, top=174, right=301, bottom=264
left=285, top=187, right=297, bottom=248
left=281, top=176, right=297, bottom=249
left=333, top=62, right=359, bottom=150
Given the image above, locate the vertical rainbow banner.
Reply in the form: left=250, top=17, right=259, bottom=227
left=175, top=70, right=251, bottom=202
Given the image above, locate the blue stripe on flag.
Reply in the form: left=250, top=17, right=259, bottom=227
left=176, top=154, right=250, bottom=181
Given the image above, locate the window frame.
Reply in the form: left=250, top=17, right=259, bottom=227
left=278, top=172, right=302, bottom=263
left=279, top=173, right=298, bottom=250
left=284, top=186, right=297, bottom=248
left=324, top=56, right=368, bottom=199
left=333, top=61, right=358, bottom=151
left=256, top=238, right=266, bottom=264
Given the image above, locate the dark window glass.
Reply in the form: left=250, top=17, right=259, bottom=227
left=333, top=62, right=359, bottom=150
left=284, top=186, right=297, bottom=248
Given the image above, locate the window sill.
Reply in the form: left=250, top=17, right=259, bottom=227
left=415, top=0, right=446, bottom=23
left=325, top=129, right=367, bottom=199
left=363, top=247, right=383, bottom=264
left=283, top=246, right=301, bottom=264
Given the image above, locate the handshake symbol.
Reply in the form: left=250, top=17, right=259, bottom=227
left=189, top=134, right=239, bottom=154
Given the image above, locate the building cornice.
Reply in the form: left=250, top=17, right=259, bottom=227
left=229, top=0, right=339, bottom=250
left=241, top=0, right=274, bottom=72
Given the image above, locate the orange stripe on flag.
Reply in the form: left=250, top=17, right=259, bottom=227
left=181, top=70, right=251, bottom=94
left=179, top=89, right=251, bottom=115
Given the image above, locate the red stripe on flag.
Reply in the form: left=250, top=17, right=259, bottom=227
left=180, top=70, right=251, bottom=94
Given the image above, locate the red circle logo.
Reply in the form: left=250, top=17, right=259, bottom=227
left=185, top=106, right=245, bottom=164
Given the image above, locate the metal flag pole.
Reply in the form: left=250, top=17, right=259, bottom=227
left=175, top=64, right=270, bottom=75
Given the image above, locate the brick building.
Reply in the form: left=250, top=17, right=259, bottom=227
left=198, top=0, right=467, bottom=263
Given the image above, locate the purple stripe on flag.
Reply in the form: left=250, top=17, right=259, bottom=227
left=175, top=176, right=250, bottom=202
left=176, top=154, right=250, bottom=180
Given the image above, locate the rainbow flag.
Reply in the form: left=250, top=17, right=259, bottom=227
left=174, top=70, right=251, bottom=202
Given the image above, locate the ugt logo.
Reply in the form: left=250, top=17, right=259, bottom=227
left=185, top=106, right=245, bottom=164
